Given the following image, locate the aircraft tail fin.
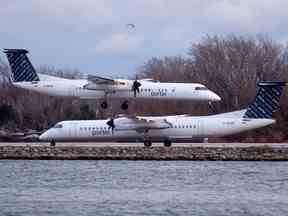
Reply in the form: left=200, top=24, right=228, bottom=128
left=243, top=81, right=286, bottom=119
left=3, top=49, right=39, bottom=82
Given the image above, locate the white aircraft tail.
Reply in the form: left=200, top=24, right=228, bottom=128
left=3, top=49, right=39, bottom=82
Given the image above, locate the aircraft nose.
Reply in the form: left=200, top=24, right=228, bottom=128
left=210, top=92, right=221, bottom=102
left=39, top=130, right=50, bottom=141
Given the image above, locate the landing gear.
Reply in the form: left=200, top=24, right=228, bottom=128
left=208, top=101, right=216, bottom=115
left=163, top=139, right=172, bottom=147
left=100, top=101, right=108, bottom=109
left=50, top=140, right=56, bottom=147
left=121, top=101, right=129, bottom=110
left=144, top=140, right=152, bottom=147
left=100, top=100, right=129, bottom=110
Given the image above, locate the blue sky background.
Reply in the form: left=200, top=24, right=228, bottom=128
left=1, top=0, right=287, bottom=78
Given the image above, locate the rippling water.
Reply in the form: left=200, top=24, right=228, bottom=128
left=0, top=160, right=288, bottom=215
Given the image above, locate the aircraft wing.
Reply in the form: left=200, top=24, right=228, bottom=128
left=115, top=116, right=172, bottom=132
left=87, top=75, right=115, bottom=85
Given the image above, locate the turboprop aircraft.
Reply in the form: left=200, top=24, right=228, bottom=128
left=39, top=81, right=286, bottom=147
left=3, top=49, right=221, bottom=110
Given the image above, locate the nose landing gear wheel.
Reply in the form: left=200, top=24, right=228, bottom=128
left=144, top=140, right=152, bottom=147
left=163, top=139, right=172, bottom=147
left=50, top=140, right=56, bottom=147
left=121, top=101, right=129, bottom=110
left=101, top=101, right=108, bottom=109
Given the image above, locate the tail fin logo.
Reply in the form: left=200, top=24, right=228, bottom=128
left=3, top=49, right=39, bottom=82
left=244, top=81, right=286, bottom=119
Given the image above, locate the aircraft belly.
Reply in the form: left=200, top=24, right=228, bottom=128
left=79, top=90, right=105, bottom=99
left=201, top=118, right=274, bottom=137
left=73, top=130, right=142, bottom=141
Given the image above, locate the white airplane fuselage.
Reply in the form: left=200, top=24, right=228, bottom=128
left=39, top=116, right=275, bottom=142
left=13, top=75, right=220, bottom=102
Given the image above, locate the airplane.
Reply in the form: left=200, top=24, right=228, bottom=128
left=3, top=49, right=221, bottom=110
left=39, top=81, right=286, bottom=147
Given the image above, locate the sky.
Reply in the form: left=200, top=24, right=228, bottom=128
left=0, top=0, right=287, bottom=78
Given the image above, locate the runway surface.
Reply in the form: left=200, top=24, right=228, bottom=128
left=0, top=142, right=288, bottom=148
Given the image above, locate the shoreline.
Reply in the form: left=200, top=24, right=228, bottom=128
left=0, top=142, right=288, bottom=160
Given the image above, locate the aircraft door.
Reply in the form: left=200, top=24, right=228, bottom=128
left=69, top=123, right=78, bottom=139
left=196, top=120, right=203, bottom=137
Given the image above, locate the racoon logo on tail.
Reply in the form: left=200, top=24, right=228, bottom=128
left=244, top=81, right=286, bottom=119
left=3, top=49, right=39, bottom=82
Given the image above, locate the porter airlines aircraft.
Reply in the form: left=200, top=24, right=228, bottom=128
left=3, top=49, right=220, bottom=110
left=40, top=81, right=286, bottom=146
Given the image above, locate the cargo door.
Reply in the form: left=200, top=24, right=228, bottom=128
left=69, top=123, right=78, bottom=138
left=195, top=119, right=203, bottom=137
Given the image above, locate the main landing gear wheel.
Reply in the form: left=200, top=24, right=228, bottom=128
left=121, top=101, right=129, bottom=110
left=163, top=139, right=172, bottom=147
left=50, top=140, right=56, bottom=147
left=144, top=140, right=152, bottom=147
left=101, top=101, right=108, bottom=109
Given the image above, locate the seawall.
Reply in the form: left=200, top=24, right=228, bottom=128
left=0, top=143, right=288, bottom=160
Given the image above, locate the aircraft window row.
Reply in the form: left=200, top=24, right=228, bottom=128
left=140, top=88, right=168, bottom=92
left=173, top=125, right=196, bottom=128
left=80, top=127, right=108, bottom=131
left=195, top=87, right=208, bottom=91
left=148, top=79, right=159, bottom=83
left=43, top=85, right=54, bottom=88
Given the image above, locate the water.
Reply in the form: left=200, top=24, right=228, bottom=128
left=0, top=161, right=288, bottom=216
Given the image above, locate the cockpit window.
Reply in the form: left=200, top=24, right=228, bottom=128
left=141, top=79, right=159, bottom=83
left=53, top=124, right=63, bottom=128
left=195, top=86, right=208, bottom=91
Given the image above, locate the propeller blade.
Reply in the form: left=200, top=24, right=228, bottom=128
left=106, top=118, right=115, bottom=134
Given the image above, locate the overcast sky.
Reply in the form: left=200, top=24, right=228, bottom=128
left=0, top=0, right=287, bottom=78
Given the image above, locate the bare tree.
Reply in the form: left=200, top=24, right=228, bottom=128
left=137, top=35, right=288, bottom=142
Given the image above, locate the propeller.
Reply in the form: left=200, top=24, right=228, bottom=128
left=132, top=78, right=141, bottom=97
left=106, top=118, right=115, bottom=134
